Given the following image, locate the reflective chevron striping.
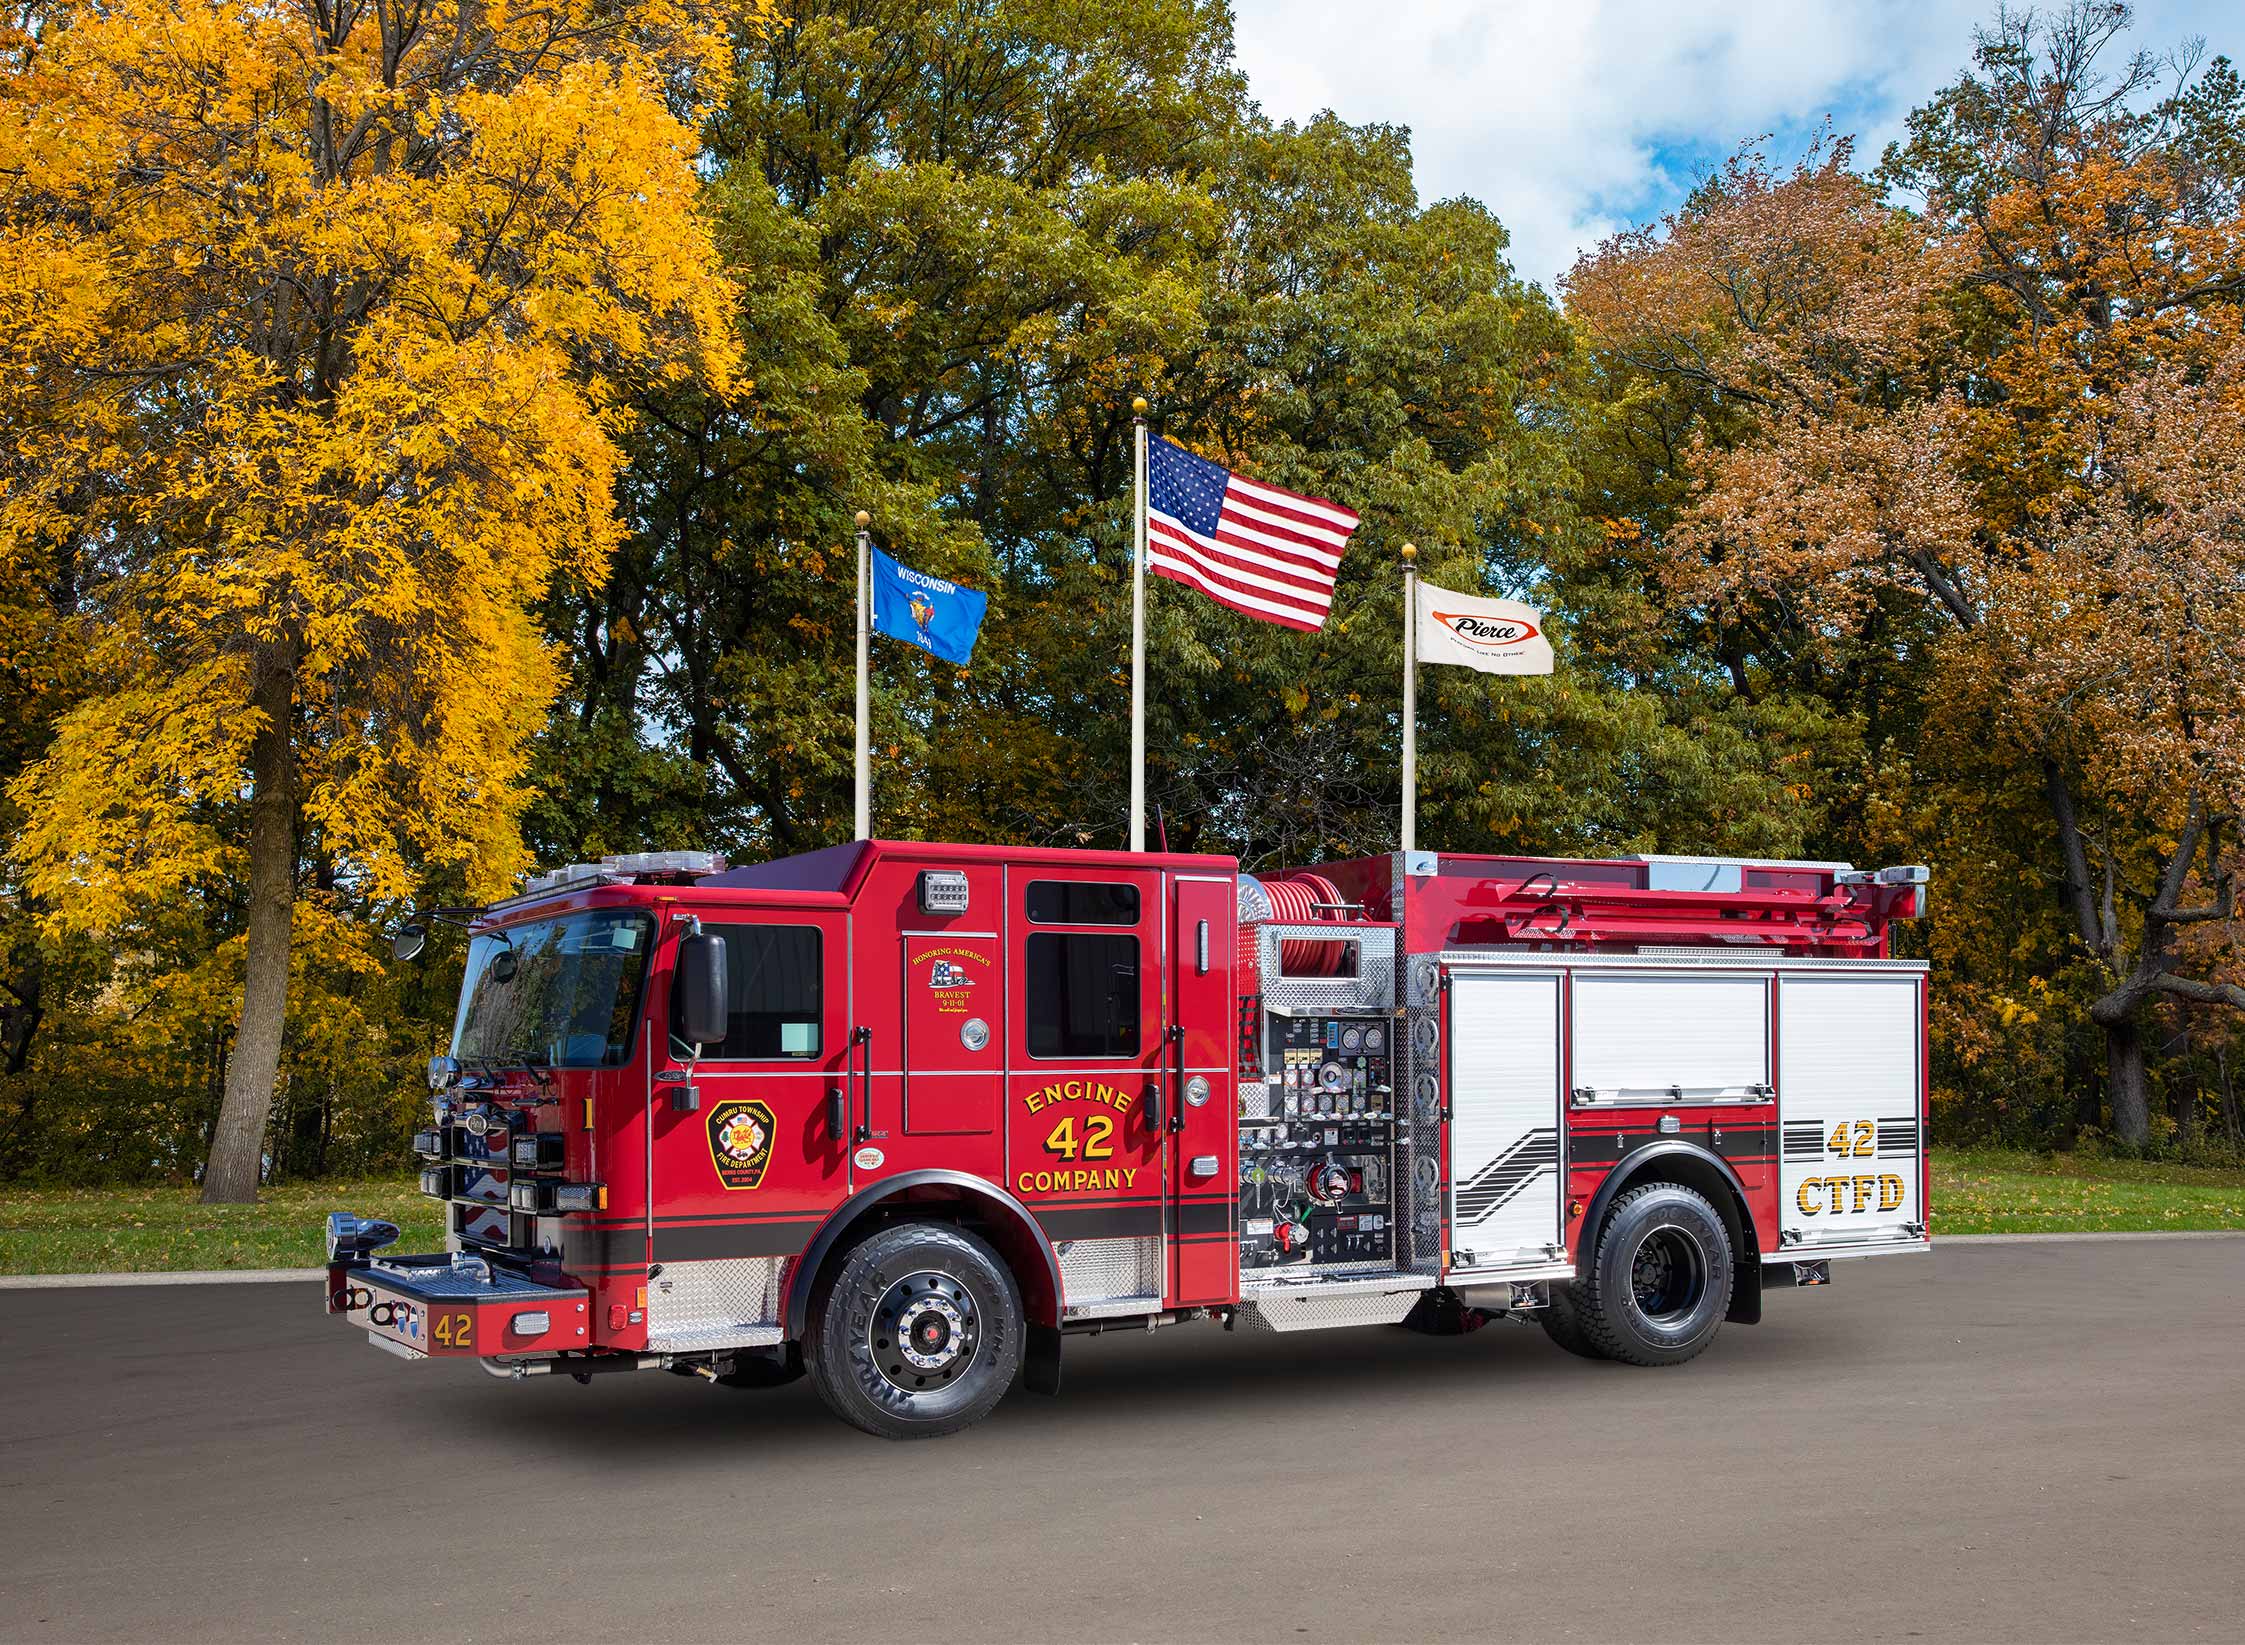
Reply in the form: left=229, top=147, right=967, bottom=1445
left=1455, top=1127, right=1559, bottom=1226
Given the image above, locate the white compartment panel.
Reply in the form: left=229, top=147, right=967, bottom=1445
left=1447, top=971, right=1563, bottom=1268
left=1570, top=971, right=1770, bottom=1101
left=1778, top=973, right=1924, bottom=1248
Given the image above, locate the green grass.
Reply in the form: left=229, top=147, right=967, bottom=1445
left=2, top=1149, right=2239, bottom=1273
left=0, top=1178, right=441, bottom=1275
left=1930, top=1147, right=2245, bottom=1234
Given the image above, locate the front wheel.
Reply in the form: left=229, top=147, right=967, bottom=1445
left=805, top=1221, right=1023, bottom=1439
left=1573, top=1181, right=1734, bottom=1367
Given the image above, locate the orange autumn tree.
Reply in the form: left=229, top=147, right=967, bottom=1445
left=1569, top=8, right=2245, bottom=1143
left=0, top=0, right=759, bottom=1199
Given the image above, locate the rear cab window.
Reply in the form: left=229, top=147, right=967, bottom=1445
left=1023, top=881, right=1142, bottom=1059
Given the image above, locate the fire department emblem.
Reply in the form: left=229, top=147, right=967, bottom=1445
left=705, top=1098, right=776, bottom=1191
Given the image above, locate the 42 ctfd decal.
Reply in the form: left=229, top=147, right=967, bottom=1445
left=707, top=1098, right=777, bottom=1190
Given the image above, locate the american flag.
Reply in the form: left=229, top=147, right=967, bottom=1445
left=1146, top=435, right=1359, bottom=632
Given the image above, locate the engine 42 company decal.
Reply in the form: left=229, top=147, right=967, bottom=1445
left=706, top=1098, right=776, bottom=1190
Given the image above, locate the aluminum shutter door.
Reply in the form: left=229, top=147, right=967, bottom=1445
left=1569, top=971, right=1771, bottom=1103
left=1447, top=970, right=1562, bottom=1270
left=1778, top=973, right=1924, bottom=1248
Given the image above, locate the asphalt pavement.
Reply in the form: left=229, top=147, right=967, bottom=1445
left=3, top=1237, right=2241, bottom=1643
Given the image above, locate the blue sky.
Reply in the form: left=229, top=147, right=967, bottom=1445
left=1230, top=0, right=2236, bottom=291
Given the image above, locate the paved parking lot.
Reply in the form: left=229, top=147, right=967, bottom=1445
left=4, top=1236, right=2242, bottom=1642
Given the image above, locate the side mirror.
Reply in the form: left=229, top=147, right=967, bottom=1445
left=392, top=922, right=427, bottom=962
left=676, top=931, right=729, bottom=1049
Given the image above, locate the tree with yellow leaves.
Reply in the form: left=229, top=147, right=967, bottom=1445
left=0, top=0, right=758, bottom=1199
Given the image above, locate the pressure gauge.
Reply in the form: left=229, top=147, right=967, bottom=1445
left=1341, top=1026, right=1363, bottom=1052
left=1318, top=1061, right=1349, bottom=1093
left=1364, top=1026, right=1386, bottom=1052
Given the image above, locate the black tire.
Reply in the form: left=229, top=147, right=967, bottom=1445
left=1537, top=1283, right=1608, bottom=1360
left=1573, top=1181, right=1734, bottom=1367
left=804, top=1221, right=1022, bottom=1439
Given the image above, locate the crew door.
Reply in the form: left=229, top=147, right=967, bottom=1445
left=644, top=909, right=851, bottom=1340
left=1005, top=869, right=1168, bottom=1318
left=1168, top=874, right=1237, bottom=1305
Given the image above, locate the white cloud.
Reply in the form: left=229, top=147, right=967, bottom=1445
left=1230, top=0, right=2234, bottom=291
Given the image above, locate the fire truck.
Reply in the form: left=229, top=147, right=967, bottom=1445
left=329, top=841, right=1931, bottom=1438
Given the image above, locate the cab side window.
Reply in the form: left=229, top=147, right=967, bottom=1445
left=1024, top=931, right=1139, bottom=1058
left=679, top=924, right=822, bottom=1059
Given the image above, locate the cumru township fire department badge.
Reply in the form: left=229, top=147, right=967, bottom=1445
left=705, top=1098, right=776, bottom=1191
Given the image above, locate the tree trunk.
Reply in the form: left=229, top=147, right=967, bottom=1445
left=200, top=648, right=297, bottom=1204
left=2218, top=1048, right=2241, bottom=1149
left=2104, top=1015, right=2149, bottom=1148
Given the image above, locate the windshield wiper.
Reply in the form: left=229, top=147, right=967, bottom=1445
left=495, top=1047, right=555, bottom=1088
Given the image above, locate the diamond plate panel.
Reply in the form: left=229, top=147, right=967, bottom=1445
left=1234, top=1285, right=1431, bottom=1332
left=1256, top=924, right=1395, bottom=1013
left=1400, top=999, right=1445, bottom=1272
left=1058, top=1236, right=1162, bottom=1314
left=647, top=1256, right=783, bottom=1350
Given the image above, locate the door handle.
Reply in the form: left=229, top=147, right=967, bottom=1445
left=1166, top=1023, right=1185, bottom=1133
left=1141, top=1080, right=1166, bottom=1133
left=826, top=1085, right=848, bottom=1144
left=850, top=1026, right=872, bottom=1143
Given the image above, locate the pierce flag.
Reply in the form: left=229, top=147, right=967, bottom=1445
left=1413, top=580, right=1553, bottom=675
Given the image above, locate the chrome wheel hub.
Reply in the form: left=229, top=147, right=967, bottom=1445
left=870, top=1271, right=979, bottom=1390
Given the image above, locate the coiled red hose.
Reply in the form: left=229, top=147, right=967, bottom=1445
left=1263, top=873, right=1349, bottom=976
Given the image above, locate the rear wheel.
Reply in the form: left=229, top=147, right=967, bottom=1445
left=805, top=1221, right=1022, bottom=1439
left=1573, top=1181, right=1733, bottom=1367
left=1537, top=1283, right=1607, bottom=1360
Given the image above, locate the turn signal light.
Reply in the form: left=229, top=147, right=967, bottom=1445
left=508, top=1180, right=606, bottom=1214
left=418, top=1166, right=449, bottom=1200
left=411, top=1128, right=445, bottom=1161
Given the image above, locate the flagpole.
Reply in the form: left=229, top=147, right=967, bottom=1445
left=854, top=509, right=871, bottom=841
left=1400, top=541, right=1417, bottom=853
left=1129, top=396, right=1148, bottom=853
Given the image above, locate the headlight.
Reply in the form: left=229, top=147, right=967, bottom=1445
left=412, top=1128, right=445, bottom=1160
left=326, top=1212, right=401, bottom=1263
left=418, top=1166, right=449, bottom=1199
left=510, top=1133, right=564, bottom=1171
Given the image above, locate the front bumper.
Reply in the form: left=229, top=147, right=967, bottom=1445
left=326, top=1251, right=590, bottom=1360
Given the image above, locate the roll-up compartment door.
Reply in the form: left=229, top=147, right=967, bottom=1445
left=1778, top=973, right=1925, bottom=1247
left=1569, top=971, right=1771, bottom=1103
left=1447, top=971, right=1563, bottom=1271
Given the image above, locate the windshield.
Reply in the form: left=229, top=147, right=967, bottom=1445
left=451, top=910, right=655, bottom=1069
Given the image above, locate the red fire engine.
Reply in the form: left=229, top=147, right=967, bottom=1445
left=329, top=841, right=1931, bottom=1438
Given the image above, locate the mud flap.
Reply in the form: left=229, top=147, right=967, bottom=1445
left=1726, top=1258, right=1763, bottom=1324
left=1024, top=1323, right=1063, bottom=1395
